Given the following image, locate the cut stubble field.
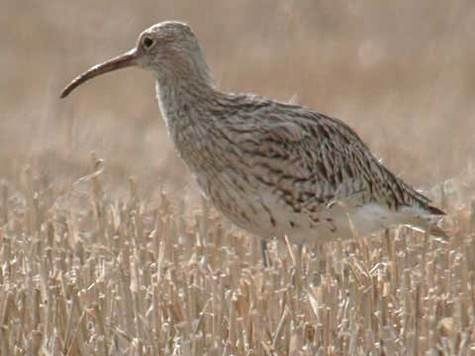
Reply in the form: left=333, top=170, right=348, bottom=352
left=0, top=156, right=474, bottom=355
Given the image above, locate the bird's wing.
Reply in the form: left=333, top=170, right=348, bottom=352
left=233, top=102, right=433, bottom=212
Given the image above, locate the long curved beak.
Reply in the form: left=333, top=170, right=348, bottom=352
left=60, top=48, right=139, bottom=98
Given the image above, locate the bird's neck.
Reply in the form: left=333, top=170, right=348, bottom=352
left=154, top=75, right=226, bottom=174
left=154, top=50, right=214, bottom=90
left=154, top=52, right=216, bottom=106
left=154, top=69, right=222, bottom=141
left=153, top=44, right=217, bottom=115
left=155, top=72, right=216, bottom=116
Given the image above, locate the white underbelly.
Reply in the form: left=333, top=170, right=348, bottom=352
left=194, top=173, right=415, bottom=245
left=227, top=198, right=412, bottom=245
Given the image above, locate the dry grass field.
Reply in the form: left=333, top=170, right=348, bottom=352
left=1, top=1, right=475, bottom=354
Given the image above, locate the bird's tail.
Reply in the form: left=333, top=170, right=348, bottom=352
left=425, top=204, right=446, bottom=216
left=401, top=204, right=448, bottom=239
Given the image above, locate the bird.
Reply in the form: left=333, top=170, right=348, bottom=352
left=61, top=21, right=445, bottom=249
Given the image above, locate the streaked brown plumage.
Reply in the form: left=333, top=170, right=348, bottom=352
left=61, top=21, right=445, bottom=245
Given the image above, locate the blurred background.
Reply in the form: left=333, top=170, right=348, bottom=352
left=1, top=0, right=474, bottom=201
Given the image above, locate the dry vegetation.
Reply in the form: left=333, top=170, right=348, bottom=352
left=1, top=156, right=474, bottom=355
left=1, top=0, right=475, bottom=354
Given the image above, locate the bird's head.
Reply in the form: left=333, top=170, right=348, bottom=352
left=61, top=21, right=211, bottom=98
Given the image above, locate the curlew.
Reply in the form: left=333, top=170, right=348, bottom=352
left=61, top=21, right=445, bottom=249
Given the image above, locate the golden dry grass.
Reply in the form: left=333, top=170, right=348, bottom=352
left=1, top=155, right=474, bottom=354
left=1, top=0, right=475, bottom=354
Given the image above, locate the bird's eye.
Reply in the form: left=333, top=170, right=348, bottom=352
left=143, top=36, right=155, bottom=49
